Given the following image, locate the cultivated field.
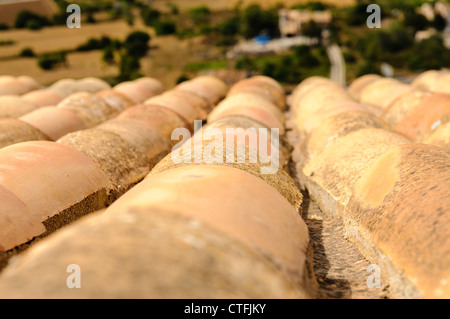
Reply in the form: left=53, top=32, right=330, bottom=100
left=0, top=18, right=226, bottom=87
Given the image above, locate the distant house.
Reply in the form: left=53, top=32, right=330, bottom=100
left=0, top=0, right=58, bottom=26
left=278, top=9, right=332, bottom=38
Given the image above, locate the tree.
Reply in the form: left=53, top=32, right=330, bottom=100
left=301, top=20, right=322, bottom=41
left=20, top=47, right=35, bottom=57
left=154, top=20, right=176, bottom=35
left=408, top=35, right=450, bottom=70
left=219, top=16, right=240, bottom=36
left=124, top=31, right=150, bottom=57
left=102, top=46, right=115, bottom=64
left=403, top=11, right=429, bottom=33
left=141, top=7, right=161, bottom=27
left=189, top=5, right=211, bottom=25
left=37, top=51, right=67, bottom=70
left=241, top=4, right=279, bottom=39
left=14, top=10, right=49, bottom=29
left=433, top=14, right=447, bottom=31
left=118, top=54, right=141, bottom=81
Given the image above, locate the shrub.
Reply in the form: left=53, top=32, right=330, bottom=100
left=0, top=40, right=14, bottom=46
left=102, top=46, right=115, bottom=64
left=76, top=36, right=112, bottom=51
left=141, top=7, right=161, bottom=27
left=38, top=51, right=67, bottom=70
left=218, top=16, right=240, bottom=36
left=235, top=55, right=258, bottom=71
left=124, top=31, right=150, bottom=57
left=20, top=47, right=35, bottom=57
left=241, top=4, right=279, bottom=39
left=176, top=74, right=189, bottom=84
left=154, top=20, right=176, bottom=35
left=407, top=35, right=450, bottom=70
left=118, top=54, right=142, bottom=81
left=14, top=10, right=49, bottom=29
left=433, top=14, right=447, bottom=32
left=403, top=12, right=429, bottom=33
left=189, top=5, right=211, bottom=24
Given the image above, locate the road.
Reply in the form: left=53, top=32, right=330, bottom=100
left=327, top=44, right=346, bottom=86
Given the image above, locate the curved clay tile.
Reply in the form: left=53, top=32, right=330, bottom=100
left=0, top=141, right=111, bottom=222
left=291, top=76, right=333, bottom=107
left=381, top=88, right=433, bottom=126
left=292, top=83, right=353, bottom=133
left=411, top=69, right=448, bottom=93
left=0, top=79, right=33, bottom=96
left=0, top=184, right=46, bottom=253
left=205, top=114, right=270, bottom=130
left=304, top=111, right=391, bottom=162
left=76, top=77, right=111, bottom=93
left=347, top=143, right=450, bottom=298
left=204, top=115, right=291, bottom=159
left=175, top=76, right=228, bottom=105
left=227, top=76, right=286, bottom=110
left=97, top=119, right=171, bottom=162
left=113, top=80, right=159, bottom=104
left=0, top=95, right=39, bottom=118
left=393, top=92, right=450, bottom=140
left=347, top=74, right=381, bottom=100
left=57, top=129, right=151, bottom=189
left=47, top=78, right=79, bottom=98
left=420, top=113, right=450, bottom=151
left=96, top=89, right=135, bottom=114
left=145, top=89, right=211, bottom=113
left=21, top=89, right=63, bottom=108
left=104, top=165, right=309, bottom=292
left=359, top=77, right=413, bottom=109
left=149, top=137, right=302, bottom=211
left=20, top=107, right=86, bottom=141
left=16, top=76, right=40, bottom=91
left=144, top=90, right=208, bottom=124
left=302, top=128, right=410, bottom=211
left=116, top=104, right=190, bottom=140
left=302, top=101, right=371, bottom=135
left=57, top=92, right=119, bottom=128
left=0, top=118, right=50, bottom=149
left=426, top=72, right=450, bottom=94
left=134, top=77, right=165, bottom=96
left=207, top=105, right=285, bottom=135
left=211, top=92, right=284, bottom=125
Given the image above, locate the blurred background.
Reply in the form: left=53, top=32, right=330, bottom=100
left=0, top=0, right=449, bottom=89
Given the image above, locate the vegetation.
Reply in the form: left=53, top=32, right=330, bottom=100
left=76, top=36, right=113, bottom=52
left=0, top=40, right=15, bottom=46
left=20, top=47, right=35, bottom=57
left=14, top=10, right=50, bottom=30
left=240, top=4, right=279, bottom=39
left=184, top=60, right=227, bottom=72
left=235, top=45, right=330, bottom=83
left=117, top=31, right=151, bottom=82
left=37, top=51, right=67, bottom=70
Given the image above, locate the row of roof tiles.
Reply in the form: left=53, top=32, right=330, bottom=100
left=0, top=74, right=314, bottom=298
left=289, top=73, right=449, bottom=298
